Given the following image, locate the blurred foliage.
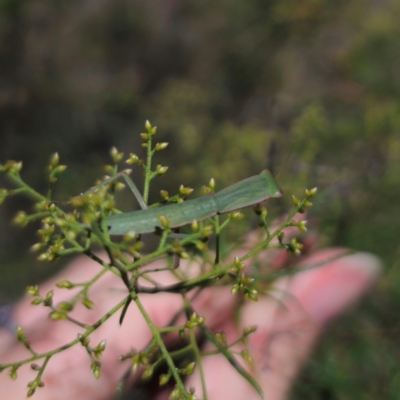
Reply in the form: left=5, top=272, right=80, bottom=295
left=0, top=0, right=399, bottom=398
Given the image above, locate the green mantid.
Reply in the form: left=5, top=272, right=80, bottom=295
left=104, top=169, right=282, bottom=235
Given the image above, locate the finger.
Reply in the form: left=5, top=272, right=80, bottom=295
left=184, top=250, right=381, bottom=400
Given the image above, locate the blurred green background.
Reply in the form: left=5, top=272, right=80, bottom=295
left=0, top=0, right=400, bottom=398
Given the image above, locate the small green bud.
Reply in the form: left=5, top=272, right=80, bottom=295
left=0, top=188, right=9, bottom=204
left=27, top=380, right=39, bottom=389
left=26, top=285, right=40, bottom=296
left=160, top=190, right=169, bottom=200
left=27, top=388, right=35, bottom=397
left=94, top=340, right=106, bottom=359
left=49, top=311, right=67, bottom=320
left=13, top=211, right=28, bottom=227
left=110, top=147, right=124, bottom=164
left=208, top=178, right=215, bottom=191
left=37, top=252, right=50, bottom=262
left=31, top=298, right=43, bottom=306
left=8, top=367, right=18, bottom=380
left=125, top=153, right=139, bottom=165
left=231, top=283, right=239, bottom=295
left=233, top=255, right=245, bottom=272
left=95, top=339, right=107, bottom=352
left=44, top=290, right=53, bottom=302
left=91, top=362, right=101, bottom=379
left=140, top=133, right=149, bottom=140
left=169, top=387, right=181, bottom=400
left=298, top=220, right=307, bottom=232
left=201, top=186, right=213, bottom=195
left=157, top=214, right=170, bottom=229
left=145, top=120, right=152, bottom=131
left=58, top=302, right=74, bottom=312
left=245, top=288, right=258, bottom=302
left=123, top=231, right=137, bottom=242
left=16, top=326, right=26, bottom=342
left=155, top=142, right=169, bottom=151
left=243, top=325, right=257, bottom=335
left=4, top=160, right=23, bottom=174
left=215, top=332, right=227, bottom=346
left=191, top=219, right=199, bottom=232
left=292, top=195, right=300, bottom=206
left=200, top=225, right=213, bottom=237
left=55, top=165, right=67, bottom=174
left=253, top=203, right=267, bottom=215
left=179, top=251, right=190, bottom=259
left=195, top=241, right=208, bottom=251
left=179, top=185, right=194, bottom=196
left=78, top=334, right=90, bottom=347
left=182, top=362, right=195, bottom=375
left=49, top=152, right=60, bottom=168
left=159, top=373, right=170, bottom=386
left=230, top=211, right=244, bottom=220
left=142, top=366, right=154, bottom=380
left=240, top=349, right=253, bottom=364
left=305, top=187, right=317, bottom=197
left=82, top=297, right=95, bottom=310
left=30, top=364, right=40, bottom=371
left=56, top=280, right=74, bottom=289
left=65, top=230, right=77, bottom=242
left=156, top=165, right=168, bottom=175
left=304, top=200, right=313, bottom=208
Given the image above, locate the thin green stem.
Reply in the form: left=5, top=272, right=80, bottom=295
left=0, top=297, right=127, bottom=370
left=143, top=136, right=153, bottom=205
left=131, top=292, right=190, bottom=399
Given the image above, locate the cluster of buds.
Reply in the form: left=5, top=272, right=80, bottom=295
left=78, top=335, right=106, bottom=379
left=185, top=312, right=205, bottom=329
left=177, top=361, right=196, bottom=376
left=2, top=160, right=23, bottom=175
left=118, top=346, right=159, bottom=378
left=48, top=153, right=67, bottom=185
left=202, top=177, right=215, bottom=195
left=215, top=331, right=227, bottom=346
left=231, top=273, right=258, bottom=302
left=121, top=234, right=144, bottom=259
left=292, top=187, right=317, bottom=213
left=230, top=256, right=258, bottom=301
left=170, top=385, right=197, bottom=400
left=172, top=241, right=190, bottom=259
left=278, top=232, right=304, bottom=255
left=27, top=376, right=45, bottom=397
left=289, top=219, right=308, bottom=232
left=130, top=120, right=169, bottom=172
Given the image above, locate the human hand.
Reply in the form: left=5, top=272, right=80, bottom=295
left=0, top=233, right=381, bottom=400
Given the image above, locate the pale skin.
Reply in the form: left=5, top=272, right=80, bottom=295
left=0, top=227, right=381, bottom=400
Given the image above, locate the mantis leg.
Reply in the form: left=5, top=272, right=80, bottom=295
left=77, top=170, right=148, bottom=211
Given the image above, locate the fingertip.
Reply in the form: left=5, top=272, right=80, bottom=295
left=289, top=250, right=382, bottom=324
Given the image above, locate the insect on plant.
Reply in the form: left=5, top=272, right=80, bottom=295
left=0, top=120, right=316, bottom=400
left=102, top=169, right=283, bottom=236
